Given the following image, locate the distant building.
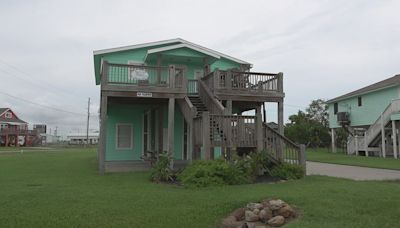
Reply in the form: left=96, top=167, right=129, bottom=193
left=0, top=108, right=40, bottom=147
left=67, top=132, right=99, bottom=145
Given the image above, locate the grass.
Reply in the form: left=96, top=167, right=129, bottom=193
left=0, top=148, right=399, bottom=227
left=307, top=148, right=400, bottom=170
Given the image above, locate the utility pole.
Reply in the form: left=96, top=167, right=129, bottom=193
left=86, top=97, right=90, bottom=146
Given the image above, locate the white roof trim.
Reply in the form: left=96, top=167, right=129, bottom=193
left=93, top=38, right=251, bottom=65
left=145, top=43, right=221, bottom=60
left=0, top=108, right=9, bottom=117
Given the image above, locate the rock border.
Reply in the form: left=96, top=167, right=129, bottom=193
left=220, top=198, right=299, bottom=228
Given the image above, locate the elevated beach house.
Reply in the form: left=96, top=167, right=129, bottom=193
left=327, top=74, right=400, bottom=159
left=93, top=38, right=304, bottom=173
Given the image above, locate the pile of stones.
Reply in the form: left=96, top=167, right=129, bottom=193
left=220, top=199, right=297, bottom=228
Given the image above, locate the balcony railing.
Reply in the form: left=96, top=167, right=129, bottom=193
left=102, top=62, right=185, bottom=89
left=202, top=69, right=283, bottom=94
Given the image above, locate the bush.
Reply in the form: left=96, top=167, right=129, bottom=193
left=150, top=152, right=174, bottom=182
left=178, top=159, right=250, bottom=187
left=270, top=163, right=305, bottom=180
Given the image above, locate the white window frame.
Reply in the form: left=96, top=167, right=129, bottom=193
left=115, top=123, right=133, bottom=150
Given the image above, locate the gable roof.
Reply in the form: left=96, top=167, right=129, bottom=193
left=93, top=38, right=251, bottom=65
left=0, top=108, right=27, bottom=124
left=145, top=43, right=221, bottom=60
left=327, top=74, right=400, bottom=103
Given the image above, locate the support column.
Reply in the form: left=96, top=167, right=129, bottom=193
left=392, top=120, right=398, bottom=159
left=331, top=128, right=336, bottom=153
left=226, top=100, right=232, bottom=114
left=355, top=136, right=359, bottom=156
left=256, top=105, right=263, bottom=152
left=168, top=98, right=175, bottom=168
left=202, top=112, right=211, bottom=159
left=381, top=115, right=386, bottom=158
left=277, top=100, right=284, bottom=161
left=262, top=102, right=267, bottom=124
left=98, top=93, right=108, bottom=175
left=278, top=100, right=284, bottom=135
left=364, top=131, right=369, bottom=157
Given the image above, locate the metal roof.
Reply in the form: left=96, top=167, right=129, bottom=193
left=326, top=74, right=400, bottom=103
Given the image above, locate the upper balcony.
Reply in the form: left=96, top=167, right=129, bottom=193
left=201, top=69, right=284, bottom=102
left=100, top=61, right=187, bottom=98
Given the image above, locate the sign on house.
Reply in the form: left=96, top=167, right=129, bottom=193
left=137, top=92, right=153, bottom=97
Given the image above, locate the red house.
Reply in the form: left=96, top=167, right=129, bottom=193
left=0, top=108, right=33, bottom=147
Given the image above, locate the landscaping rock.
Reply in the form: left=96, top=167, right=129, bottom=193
left=269, top=199, right=285, bottom=210
left=267, top=215, right=285, bottom=227
left=253, top=209, right=260, bottom=215
left=231, top=207, right=246, bottom=221
left=276, top=205, right=295, bottom=218
left=245, top=210, right=259, bottom=222
left=258, top=208, right=273, bottom=221
left=247, top=203, right=263, bottom=211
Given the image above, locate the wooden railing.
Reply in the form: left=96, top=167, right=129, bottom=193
left=263, top=123, right=304, bottom=165
left=102, top=62, right=184, bottom=88
left=209, top=115, right=256, bottom=147
left=187, top=79, right=198, bottom=94
left=198, top=79, right=225, bottom=115
left=212, top=70, right=282, bottom=93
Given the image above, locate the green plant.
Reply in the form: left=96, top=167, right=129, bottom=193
left=150, top=151, right=174, bottom=182
left=270, top=163, right=305, bottom=180
left=178, top=159, right=250, bottom=187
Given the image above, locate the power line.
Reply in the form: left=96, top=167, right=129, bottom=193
left=0, top=90, right=98, bottom=117
left=0, top=58, right=90, bottom=104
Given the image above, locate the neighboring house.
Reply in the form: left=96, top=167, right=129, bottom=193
left=0, top=108, right=38, bottom=147
left=94, top=38, right=304, bottom=174
left=327, top=74, right=400, bottom=159
left=67, top=132, right=99, bottom=145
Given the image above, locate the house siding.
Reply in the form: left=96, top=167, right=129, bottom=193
left=105, top=103, right=185, bottom=162
left=328, top=86, right=400, bottom=128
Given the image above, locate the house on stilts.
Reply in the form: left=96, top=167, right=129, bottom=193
left=93, top=38, right=305, bottom=173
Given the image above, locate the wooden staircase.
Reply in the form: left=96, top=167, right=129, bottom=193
left=188, top=96, right=208, bottom=117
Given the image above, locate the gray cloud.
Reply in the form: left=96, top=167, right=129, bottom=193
left=0, top=0, right=399, bottom=134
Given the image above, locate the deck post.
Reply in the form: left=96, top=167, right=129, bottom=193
left=277, top=72, right=283, bottom=92
left=169, top=65, right=175, bottom=89
left=202, top=111, right=211, bottom=159
left=277, top=99, right=284, bottom=161
left=168, top=98, right=175, bottom=168
left=364, top=131, right=369, bottom=157
left=331, top=128, right=336, bottom=153
left=157, top=54, right=161, bottom=84
left=256, top=105, right=263, bottom=151
left=299, top=144, right=306, bottom=167
left=392, top=120, right=398, bottom=159
left=226, top=100, right=232, bottom=114
left=381, top=115, right=386, bottom=158
left=355, top=136, right=359, bottom=156
left=214, top=69, right=219, bottom=90
left=226, top=70, right=232, bottom=89
left=98, top=92, right=108, bottom=175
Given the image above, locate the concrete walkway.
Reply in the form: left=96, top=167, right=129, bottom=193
left=306, top=161, right=400, bottom=181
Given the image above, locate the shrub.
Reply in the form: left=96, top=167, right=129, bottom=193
left=178, top=159, right=250, bottom=187
left=150, top=152, right=174, bottom=182
left=270, top=163, right=305, bottom=180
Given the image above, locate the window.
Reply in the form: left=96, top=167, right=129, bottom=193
left=358, top=96, right=362, bottom=107
left=5, top=112, right=12, bottom=118
left=116, top=124, right=133, bottom=149
left=334, top=103, right=338, bottom=114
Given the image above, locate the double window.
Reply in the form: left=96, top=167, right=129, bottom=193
left=116, top=124, right=133, bottom=149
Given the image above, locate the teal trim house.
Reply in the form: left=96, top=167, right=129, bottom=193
left=327, top=74, right=400, bottom=159
left=93, top=38, right=304, bottom=173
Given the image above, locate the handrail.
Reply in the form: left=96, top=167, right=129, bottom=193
left=198, top=79, right=225, bottom=114
left=263, top=123, right=300, bottom=149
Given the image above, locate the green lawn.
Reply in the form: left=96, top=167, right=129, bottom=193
left=1, top=148, right=399, bottom=227
left=307, top=148, right=400, bottom=170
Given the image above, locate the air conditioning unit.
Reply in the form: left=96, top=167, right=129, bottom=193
left=337, top=112, right=350, bottom=124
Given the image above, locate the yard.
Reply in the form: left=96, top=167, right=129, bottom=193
left=1, top=148, right=399, bottom=227
left=307, top=148, right=400, bottom=170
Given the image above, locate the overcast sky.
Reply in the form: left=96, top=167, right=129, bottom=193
left=1, top=0, right=399, bottom=137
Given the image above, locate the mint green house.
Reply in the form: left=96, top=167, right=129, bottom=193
left=93, top=38, right=304, bottom=173
left=327, top=74, right=400, bottom=159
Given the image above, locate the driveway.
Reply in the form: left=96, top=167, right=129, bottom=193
left=306, top=161, right=400, bottom=181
